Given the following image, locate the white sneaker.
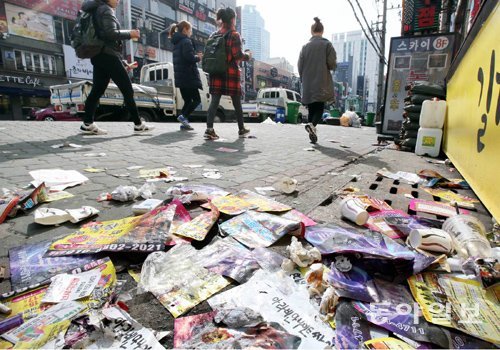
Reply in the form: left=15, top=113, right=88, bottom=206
left=80, top=123, right=107, bottom=135
left=305, top=123, right=317, bottom=143
left=134, top=122, right=155, bottom=133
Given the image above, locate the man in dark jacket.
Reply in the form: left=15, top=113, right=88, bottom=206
left=80, top=0, right=154, bottom=134
left=169, top=21, right=203, bottom=130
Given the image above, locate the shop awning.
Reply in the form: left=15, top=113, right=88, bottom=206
left=0, top=86, right=50, bottom=97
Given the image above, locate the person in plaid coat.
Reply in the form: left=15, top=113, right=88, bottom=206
left=204, top=8, right=252, bottom=140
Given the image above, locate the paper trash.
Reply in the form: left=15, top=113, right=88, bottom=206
left=29, top=169, right=89, bottom=191
left=41, top=269, right=101, bottom=303
left=235, top=190, right=292, bottom=212
left=34, top=206, right=98, bottom=225
left=174, top=201, right=220, bottom=241
left=209, top=270, right=335, bottom=349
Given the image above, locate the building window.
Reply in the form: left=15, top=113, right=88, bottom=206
left=14, top=50, right=57, bottom=75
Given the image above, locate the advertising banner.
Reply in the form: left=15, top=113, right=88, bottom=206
left=5, top=3, right=55, bottom=42
left=63, top=45, right=93, bottom=80
left=6, top=0, right=82, bottom=20
left=0, top=3, right=7, bottom=34
left=382, top=34, right=455, bottom=134
left=443, top=1, right=500, bottom=220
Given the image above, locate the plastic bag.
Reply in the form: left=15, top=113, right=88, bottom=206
left=287, top=236, right=321, bottom=267
left=138, top=182, right=156, bottom=199
left=111, top=186, right=139, bottom=202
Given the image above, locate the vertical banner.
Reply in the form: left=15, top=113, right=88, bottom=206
left=382, top=34, right=455, bottom=134
left=443, top=2, right=500, bottom=220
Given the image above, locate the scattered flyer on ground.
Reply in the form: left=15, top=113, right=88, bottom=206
left=43, top=190, right=74, bottom=202
left=174, top=201, right=219, bottom=241
left=209, top=270, right=335, bottom=349
left=409, top=199, right=469, bottom=217
left=3, top=301, right=86, bottom=347
left=46, top=204, right=183, bottom=256
left=41, top=269, right=101, bottom=303
left=280, top=209, right=317, bottom=227
left=408, top=272, right=500, bottom=344
left=29, top=169, right=89, bottom=191
left=423, top=188, right=478, bottom=207
left=234, top=190, right=292, bottom=212
left=220, top=211, right=303, bottom=248
left=137, top=245, right=230, bottom=318
left=209, top=194, right=257, bottom=215
left=216, top=147, right=239, bottom=153
left=364, top=210, right=410, bottom=239
left=138, top=168, right=172, bottom=178
left=0, top=285, right=49, bottom=321
left=9, top=240, right=94, bottom=290
left=173, top=311, right=302, bottom=349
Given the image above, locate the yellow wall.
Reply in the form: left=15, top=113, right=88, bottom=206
left=443, top=3, right=500, bottom=220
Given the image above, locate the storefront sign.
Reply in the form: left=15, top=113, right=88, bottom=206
left=177, top=0, right=195, bottom=15
left=382, top=34, right=455, bottom=134
left=443, top=2, right=500, bottom=220
left=63, top=45, right=93, bottom=80
left=0, top=74, right=41, bottom=87
left=413, top=0, right=441, bottom=33
left=6, top=0, right=82, bottom=20
left=194, top=3, right=207, bottom=21
left=207, top=10, right=217, bottom=24
left=136, top=44, right=157, bottom=61
left=5, top=3, right=55, bottom=42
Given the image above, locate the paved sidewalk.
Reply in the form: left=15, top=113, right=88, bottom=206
left=0, top=121, right=381, bottom=256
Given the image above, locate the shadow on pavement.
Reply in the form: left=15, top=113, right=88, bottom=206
left=0, top=134, right=138, bottom=164
left=138, top=130, right=196, bottom=146
left=191, top=138, right=262, bottom=167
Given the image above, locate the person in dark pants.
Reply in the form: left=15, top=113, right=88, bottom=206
left=204, top=8, right=251, bottom=140
left=169, top=21, right=202, bottom=131
left=298, top=17, right=337, bottom=143
left=80, top=0, right=153, bottom=135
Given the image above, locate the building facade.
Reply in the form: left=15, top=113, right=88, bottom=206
left=240, top=5, right=269, bottom=61
left=264, top=57, right=293, bottom=74
left=331, top=30, right=379, bottom=112
left=0, top=0, right=236, bottom=120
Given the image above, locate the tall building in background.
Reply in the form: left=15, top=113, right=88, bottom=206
left=241, top=5, right=270, bottom=61
left=332, top=30, right=379, bottom=112
left=265, top=57, right=293, bottom=74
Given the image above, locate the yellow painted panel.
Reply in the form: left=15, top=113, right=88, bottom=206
left=443, top=3, right=500, bottom=221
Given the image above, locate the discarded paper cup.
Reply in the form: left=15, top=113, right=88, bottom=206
left=275, top=177, right=298, bottom=194
left=442, top=214, right=492, bottom=258
left=407, top=228, right=453, bottom=254
left=340, top=197, right=369, bottom=225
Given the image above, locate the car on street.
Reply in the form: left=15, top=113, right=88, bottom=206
left=34, top=105, right=81, bottom=121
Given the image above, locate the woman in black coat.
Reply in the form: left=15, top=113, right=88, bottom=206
left=169, top=21, right=203, bottom=130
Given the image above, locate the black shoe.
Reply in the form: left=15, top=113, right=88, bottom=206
left=305, top=123, right=317, bottom=143
left=238, top=128, right=250, bottom=138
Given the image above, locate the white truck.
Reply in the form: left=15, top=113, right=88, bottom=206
left=242, top=87, right=308, bottom=123
left=50, top=62, right=235, bottom=122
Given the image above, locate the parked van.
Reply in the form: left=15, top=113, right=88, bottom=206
left=256, top=88, right=308, bottom=122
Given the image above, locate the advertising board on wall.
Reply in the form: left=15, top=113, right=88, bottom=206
left=6, top=0, right=82, bottom=20
left=382, top=34, right=455, bottom=134
left=5, top=3, right=55, bottom=42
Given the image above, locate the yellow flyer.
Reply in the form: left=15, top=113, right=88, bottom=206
left=47, top=205, right=175, bottom=256
left=44, top=190, right=74, bottom=202
left=364, top=337, right=414, bottom=349
left=423, top=188, right=478, bottom=206
left=0, top=286, right=49, bottom=321
left=235, top=190, right=291, bottom=212
left=409, top=273, right=500, bottom=344
left=210, top=195, right=257, bottom=215
left=174, top=202, right=219, bottom=241
left=138, top=168, right=170, bottom=178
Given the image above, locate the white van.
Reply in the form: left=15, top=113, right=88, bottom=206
left=256, top=88, right=308, bottom=122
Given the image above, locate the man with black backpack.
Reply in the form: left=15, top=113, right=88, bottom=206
left=75, top=0, right=154, bottom=135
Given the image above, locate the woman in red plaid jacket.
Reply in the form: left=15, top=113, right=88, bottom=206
left=204, top=8, right=252, bottom=140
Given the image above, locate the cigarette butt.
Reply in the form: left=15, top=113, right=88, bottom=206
left=0, top=302, right=12, bottom=315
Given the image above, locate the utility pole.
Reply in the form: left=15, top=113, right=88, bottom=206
left=376, top=0, right=387, bottom=112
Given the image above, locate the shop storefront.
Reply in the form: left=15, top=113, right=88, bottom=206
left=0, top=72, right=65, bottom=120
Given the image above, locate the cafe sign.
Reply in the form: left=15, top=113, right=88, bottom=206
left=0, top=74, right=41, bottom=87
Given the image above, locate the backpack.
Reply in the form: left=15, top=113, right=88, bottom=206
left=202, top=31, right=231, bottom=75
left=71, top=10, right=104, bottom=59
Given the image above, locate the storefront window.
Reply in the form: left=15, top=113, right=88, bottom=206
left=15, top=51, right=24, bottom=70
left=41, top=55, right=49, bottom=73
left=33, top=54, right=41, bottom=73
left=0, top=95, right=12, bottom=115
left=24, top=52, right=34, bottom=72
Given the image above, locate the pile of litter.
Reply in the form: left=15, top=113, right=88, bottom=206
left=0, top=167, right=498, bottom=349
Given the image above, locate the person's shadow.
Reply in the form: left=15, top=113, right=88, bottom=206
left=191, top=138, right=261, bottom=167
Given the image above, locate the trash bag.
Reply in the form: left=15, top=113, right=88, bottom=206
left=404, top=112, right=420, bottom=122
left=111, top=185, right=139, bottom=202
left=402, top=119, right=420, bottom=130
left=410, top=81, right=446, bottom=98
left=403, top=130, right=418, bottom=139
left=403, top=104, right=421, bottom=113
left=400, top=137, right=417, bottom=149
left=411, top=94, right=434, bottom=105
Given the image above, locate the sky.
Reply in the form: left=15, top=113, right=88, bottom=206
left=236, top=0, right=403, bottom=73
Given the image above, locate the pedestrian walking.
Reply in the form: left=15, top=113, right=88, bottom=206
left=80, top=0, right=154, bottom=135
left=298, top=17, right=337, bottom=143
left=169, top=21, right=202, bottom=131
left=204, top=8, right=251, bottom=140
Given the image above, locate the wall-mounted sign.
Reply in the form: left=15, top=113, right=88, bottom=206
left=194, top=3, right=207, bottom=21
left=177, top=0, right=195, bottom=15
left=6, top=0, right=82, bottom=21
left=0, top=74, right=41, bottom=87
left=413, top=0, right=441, bottom=33
left=5, top=3, right=55, bottom=42
left=4, top=51, right=14, bottom=60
